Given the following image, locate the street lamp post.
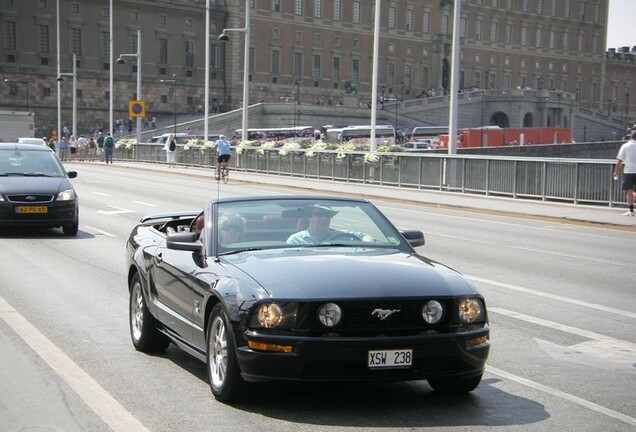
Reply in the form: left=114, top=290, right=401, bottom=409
left=293, top=78, right=301, bottom=136
left=160, top=74, right=177, bottom=135
left=3, top=79, right=30, bottom=112
left=57, top=53, right=77, bottom=138
left=218, top=0, right=250, bottom=143
left=116, top=28, right=142, bottom=147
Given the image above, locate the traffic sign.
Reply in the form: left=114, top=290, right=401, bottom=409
left=128, top=100, right=145, bottom=118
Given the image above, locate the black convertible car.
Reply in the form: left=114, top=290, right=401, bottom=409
left=126, top=196, right=489, bottom=402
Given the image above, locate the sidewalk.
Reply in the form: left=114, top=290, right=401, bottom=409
left=107, top=161, right=636, bottom=229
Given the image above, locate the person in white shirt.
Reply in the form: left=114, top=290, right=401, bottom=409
left=76, top=135, right=87, bottom=161
left=613, top=130, right=636, bottom=216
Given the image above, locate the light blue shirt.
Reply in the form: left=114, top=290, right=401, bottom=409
left=214, top=139, right=231, bottom=156
left=286, top=229, right=366, bottom=245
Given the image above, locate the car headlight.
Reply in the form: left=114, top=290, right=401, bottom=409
left=57, top=189, right=75, bottom=201
left=251, top=302, right=298, bottom=329
left=458, top=298, right=485, bottom=324
left=421, top=300, right=444, bottom=324
left=256, top=303, right=283, bottom=328
left=317, top=302, right=342, bottom=327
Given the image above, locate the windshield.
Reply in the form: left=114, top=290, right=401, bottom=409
left=0, top=148, right=66, bottom=177
left=214, top=198, right=407, bottom=254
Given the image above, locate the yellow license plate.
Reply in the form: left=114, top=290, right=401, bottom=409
left=17, top=206, right=48, bottom=214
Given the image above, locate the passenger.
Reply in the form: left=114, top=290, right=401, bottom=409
left=218, top=214, right=246, bottom=246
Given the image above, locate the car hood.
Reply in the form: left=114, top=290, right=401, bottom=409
left=0, top=176, right=72, bottom=194
left=222, top=248, right=478, bottom=299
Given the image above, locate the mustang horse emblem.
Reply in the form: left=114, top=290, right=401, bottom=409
left=371, top=308, right=401, bottom=320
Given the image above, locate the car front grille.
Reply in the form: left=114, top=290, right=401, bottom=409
left=6, top=194, right=55, bottom=203
left=301, top=299, right=455, bottom=336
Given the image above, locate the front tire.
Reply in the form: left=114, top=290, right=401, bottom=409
left=129, top=273, right=170, bottom=352
left=207, top=304, right=245, bottom=403
left=427, top=373, right=483, bottom=394
left=62, top=218, right=79, bottom=236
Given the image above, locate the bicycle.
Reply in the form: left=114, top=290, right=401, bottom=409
left=218, top=160, right=229, bottom=184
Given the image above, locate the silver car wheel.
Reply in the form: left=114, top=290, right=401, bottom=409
left=209, top=315, right=228, bottom=390
left=131, top=282, right=144, bottom=342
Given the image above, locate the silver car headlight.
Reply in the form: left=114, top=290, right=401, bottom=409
left=317, top=302, right=342, bottom=327
left=57, top=188, right=76, bottom=201
left=256, top=303, right=283, bottom=328
left=458, top=298, right=485, bottom=324
left=421, top=300, right=444, bottom=324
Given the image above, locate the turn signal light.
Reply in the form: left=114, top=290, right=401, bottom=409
left=247, top=340, right=293, bottom=353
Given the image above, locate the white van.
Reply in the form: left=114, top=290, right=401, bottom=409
left=149, top=133, right=190, bottom=144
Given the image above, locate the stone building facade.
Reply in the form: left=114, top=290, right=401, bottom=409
left=0, top=0, right=632, bottom=137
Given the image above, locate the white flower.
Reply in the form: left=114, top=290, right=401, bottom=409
left=364, top=153, right=380, bottom=163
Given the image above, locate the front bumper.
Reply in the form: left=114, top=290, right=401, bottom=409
left=0, top=201, right=78, bottom=228
left=236, top=327, right=490, bottom=382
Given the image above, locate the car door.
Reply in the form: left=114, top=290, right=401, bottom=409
left=150, top=244, right=199, bottom=343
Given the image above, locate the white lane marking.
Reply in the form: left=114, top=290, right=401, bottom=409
left=92, top=192, right=111, bottom=197
left=432, top=232, right=636, bottom=269
left=487, top=366, right=636, bottom=427
left=490, top=307, right=636, bottom=373
left=0, top=295, right=149, bottom=432
left=468, top=275, right=636, bottom=319
left=83, top=225, right=117, bottom=238
left=96, top=205, right=137, bottom=216
left=133, top=201, right=157, bottom=207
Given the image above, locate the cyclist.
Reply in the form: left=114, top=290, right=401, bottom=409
left=213, top=134, right=231, bottom=180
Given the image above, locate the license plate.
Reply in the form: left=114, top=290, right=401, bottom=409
left=16, top=206, right=48, bottom=214
left=368, top=349, right=413, bottom=369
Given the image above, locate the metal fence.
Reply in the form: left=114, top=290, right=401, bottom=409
left=114, top=144, right=623, bottom=207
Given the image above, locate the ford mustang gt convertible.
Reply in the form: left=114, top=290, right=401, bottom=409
left=126, top=196, right=490, bottom=402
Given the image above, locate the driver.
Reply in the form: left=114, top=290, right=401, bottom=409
left=286, top=204, right=369, bottom=245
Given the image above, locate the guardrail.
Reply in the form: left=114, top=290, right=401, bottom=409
left=113, top=144, right=624, bottom=208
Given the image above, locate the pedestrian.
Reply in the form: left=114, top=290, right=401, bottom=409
left=76, top=134, right=87, bottom=161
left=613, top=130, right=636, bottom=216
left=68, top=135, right=78, bottom=161
left=164, top=133, right=177, bottom=168
left=58, top=136, right=69, bottom=161
left=87, top=137, right=96, bottom=161
left=96, top=132, right=105, bottom=161
left=103, top=132, right=115, bottom=164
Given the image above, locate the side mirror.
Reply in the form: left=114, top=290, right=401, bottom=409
left=401, top=230, right=425, bottom=248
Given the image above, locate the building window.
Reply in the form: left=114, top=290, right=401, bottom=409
left=442, top=15, right=451, bottom=35
left=389, top=42, right=395, bottom=53
left=295, top=0, right=302, bottom=15
left=353, top=1, right=361, bottom=24
left=535, top=28, right=542, bottom=48
left=185, top=18, right=193, bottom=28
left=4, top=21, right=16, bottom=50
left=522, top=0, right=529, bottom=12
left=314, top=33, right=322, bottom=45
left=404, top=65, right=412, bottom=87
left=333, top=35, right=340, bottom=47
left=272, top=0, right=281, bottom=12
left=159, top=15, right=166, bottom=25
left=490, top=55, right=496, bottom=65
left=271, top=50, right=280, bottom=75
left=592, top=35, right=599, bottom=53
left=387, top=63, right=395, bottom=85
left=521, top=25, right=528, bottom=46
left=578, top=31, right=584, bottom=51
left=39, top=0, right=47, bottom=8
left=332, top=57, right=340, bottom=81
left=70, top=28, right=82, bottom=55
left=521, top=58, right=527, bottom=68
left=158, top=38, right=168, bottom=64
left=130, top=11, right=138, bottom=22
left=537, top=0, right=544, bottom=14
left=562, top=31, right=569, bottom=50
left=580, top=1, right=586, bottom=20
left=564, top=0, right=571, bottom=17
left=474, top=72, right=481, bottom=88
left=551, top=0, right=558, bottom=16
left=352, top=59, right=360, bottom=81
left=185, top=40, right=194, bottom=67
left=406, top=10, right=413, bottom=31
left=505, top=57, right=510, bottom=66
left=594, top=3, right=600, bottom=23
left=314, top=0, right=322, bottom=18
left=388, top=7, right=396, bottom=28
left=475, top=53, right=481, bottom=62
left=294, top=52, right=302, bottom=77
left=313, top=54, right=321, bottom=78
left=549, top=30, right=556, bottom=49
left=38, top=24, right=49, bottom=53
left=475, top=19, right=482, bottom=41
left=460, top=18, right=467, bottom=38
left=352, top=39, right=360, bottom=50
left=505, top=23, right=512, bottom=44
left=423, top=12, right=431, bottom=33
left=295, top=31, right=303, bottom=44
left=333, top=0, right=341, bottom=21
left=272, top=28, right=279, bottom=39
left=490, top=22, right=498, bottom=42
